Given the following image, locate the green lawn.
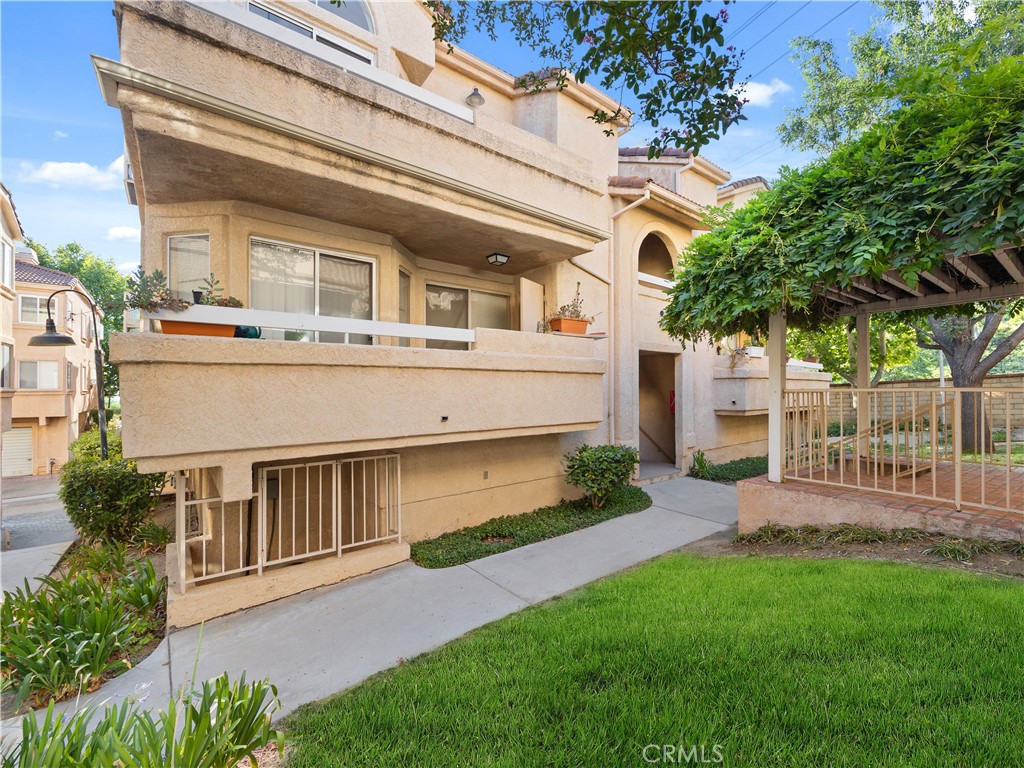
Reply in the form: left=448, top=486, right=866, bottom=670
left=285, top=555, right=1024, bottom=767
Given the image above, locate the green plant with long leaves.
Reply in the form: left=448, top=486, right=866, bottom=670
left=1, top=672, right=283, bottom=768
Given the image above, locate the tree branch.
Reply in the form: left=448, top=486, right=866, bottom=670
left=976, top=319, right=1024, bottom=378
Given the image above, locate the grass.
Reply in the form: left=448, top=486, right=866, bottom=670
left=690, top=454, right=769, bottom=483
left=285, top=555, right=1024, bottom=767
left=410, top=485, right=651, bottom=568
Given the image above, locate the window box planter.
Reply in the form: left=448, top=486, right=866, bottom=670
left=159, top=319, right=236, bottom=337
left=549, top=318, right=590, bottom=335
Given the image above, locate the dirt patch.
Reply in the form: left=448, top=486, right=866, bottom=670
left=481, top=536, right=515, bottom=545
left=683, top=525, right=1024, bottom=579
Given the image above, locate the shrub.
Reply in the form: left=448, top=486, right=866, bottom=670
left=133, top=520, right=173, bottom=554
left=60, top=456, right=165, bottom=543
left=563, top=444, right=639, bottom=509
left=69, top=430, right=123, bottom=461
left=1, top=673, right=282, bottom=768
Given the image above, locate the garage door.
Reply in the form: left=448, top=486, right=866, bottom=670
left=2, top=427, right=33, bottom=478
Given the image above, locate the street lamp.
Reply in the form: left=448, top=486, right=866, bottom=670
left=27, top=289, right=108, bottom=460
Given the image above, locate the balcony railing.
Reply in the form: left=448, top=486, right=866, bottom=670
left=146, top=305, right=475, bottom=345
left=784, top=387, right=1024, bottom=516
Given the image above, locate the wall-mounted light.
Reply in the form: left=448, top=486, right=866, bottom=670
left=487, top=252, right=509, bottom=267
left=466, top=87, right=485, bottom=108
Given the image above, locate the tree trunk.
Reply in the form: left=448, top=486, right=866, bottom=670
left=959, top=389, right=990, bottom=455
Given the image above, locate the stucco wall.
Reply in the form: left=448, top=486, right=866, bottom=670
left=10, top=287, right=99, bottom=474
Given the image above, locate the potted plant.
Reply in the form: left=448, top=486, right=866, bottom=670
left=545, top=282, right=594, bottom=335
left=742, top=335, right=766, bottom=358
left=125, top=269, right=237, bottom=338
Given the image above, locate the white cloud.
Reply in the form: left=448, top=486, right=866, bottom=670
left=733, top=78, right=793, bottom=108
left=117, top=261, right=141, bottom=274
left=106, top=226, right=141, bottom=242
left=53, top=130, right=69, bottom=140
left=19, top=155, right=124, bottom=190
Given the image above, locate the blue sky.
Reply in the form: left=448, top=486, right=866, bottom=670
left=1, top=1, right=880, bottom=273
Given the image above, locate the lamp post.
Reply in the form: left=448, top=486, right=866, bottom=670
left=27, top=289, right=108, bottom=460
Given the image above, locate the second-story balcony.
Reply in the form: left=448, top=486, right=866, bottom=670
left=94, top=1, right=612, bottom=274
left=111, top=306, right=607, bottom=503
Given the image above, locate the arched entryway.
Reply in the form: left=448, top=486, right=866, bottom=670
left=637, top=233, right=674, bottom=280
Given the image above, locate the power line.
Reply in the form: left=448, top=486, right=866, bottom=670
left=727, top=135, right=782, bottom=166
left=726, top=1, right=777, bottom=42
left=748, top=1, right=860, bottom=80
left=742, top=1, right=812, bottom=54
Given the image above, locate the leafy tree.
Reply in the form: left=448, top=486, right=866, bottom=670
left=780, top=0, right=1024, bottom=153
left=425, top=1, right=745, bottom=156
left=788, top=316, right=918, bottom=386
left=23, top=239, right=127, bottom=334
left=23, top=239, right=128, bottom=400
left=661, top=42, right=1024, bottom=450
left=661, top=43, right=1024, bottom=340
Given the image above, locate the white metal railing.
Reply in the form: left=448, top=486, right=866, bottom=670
left=176, top=455, right=401, bottom=593
left=259, top=454, right=400, bottom=570
left=146, top=305, right=475, bottom=345
left=784, top=387, right=1024, bottom=516
left=175, top=469, right=258, bottom=592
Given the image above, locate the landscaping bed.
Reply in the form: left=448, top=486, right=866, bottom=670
left=284, top=554, right=1024, bottom=767
left=689, top=453, right=768, bottom=483
left=410, top=485, right=652, bottom=568
left=689, top=522, right=1024, bottom=579
left=0, top=540, right=167, bottom=716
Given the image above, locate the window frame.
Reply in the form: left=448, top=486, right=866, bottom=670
left=0, top=344, right=12, bottom=390
left=18, top=294, right=50, bottom=326
left=166, top=233, right=212, bottom=302
left=424, top=281, right=512, bottom=331
left=248, top=236, right=378, bottom=337
left=247, top=0, right=375, bottom=64
left=18, top=360, right=60, bottom=391
left=1, top=240, right=14, bottom=290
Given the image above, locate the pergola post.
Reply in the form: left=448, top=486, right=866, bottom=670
left=767, top=311, right=787, bottom=482
left=856, top=313, right=871, bottom=459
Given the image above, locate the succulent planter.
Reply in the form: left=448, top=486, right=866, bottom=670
left=549, top=318, right=590, bottom=335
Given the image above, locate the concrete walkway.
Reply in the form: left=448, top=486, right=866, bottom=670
left=1, top=541, right=75, bottom=596
left=0, top=475, right=735, bottom=730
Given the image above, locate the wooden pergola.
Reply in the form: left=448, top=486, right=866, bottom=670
left=767, top=244, right=1024, bottom=484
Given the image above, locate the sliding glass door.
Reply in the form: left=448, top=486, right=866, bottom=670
left=250, top=238, right=374, bottom=343
left=425, top=284, right=509, bottom=350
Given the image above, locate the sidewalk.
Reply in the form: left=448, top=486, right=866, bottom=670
left=0, top=475, right=736, bottom=731
left=0, top=540, right=74, bottom=596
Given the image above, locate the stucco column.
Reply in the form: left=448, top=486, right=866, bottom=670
left=856, top=313, right=870, bottom=459
left=767, top=311, right=786, bottom=482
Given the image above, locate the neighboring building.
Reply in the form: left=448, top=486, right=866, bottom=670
left=0, top=184, right=22, bottom=546
left=4, top=249, right=102, bottom=477
left=96, top=0, right=826, bottom=621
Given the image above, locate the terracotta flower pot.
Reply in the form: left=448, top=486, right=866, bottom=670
left=159, top=320, right=236, bottom=337
left=549, top=318, right=590, bottom=335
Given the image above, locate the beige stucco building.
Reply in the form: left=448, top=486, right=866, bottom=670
left=1, top=184, right=22, bottom=544
left=96, top=0, right=827, bottom=622
left=3, top=251, right=102, bottom=478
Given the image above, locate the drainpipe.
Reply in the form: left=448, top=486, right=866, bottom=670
left=601, top=188, right=653, bottom=445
